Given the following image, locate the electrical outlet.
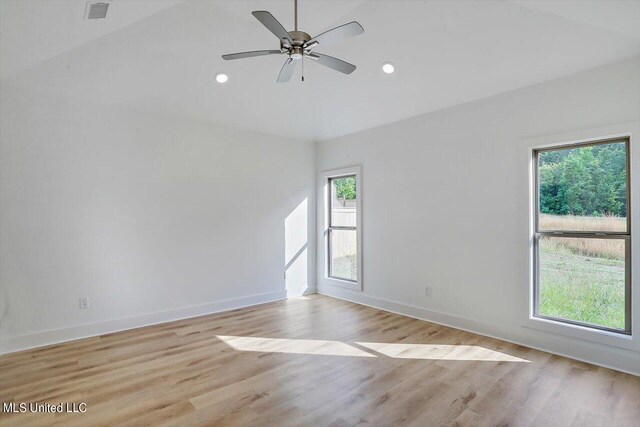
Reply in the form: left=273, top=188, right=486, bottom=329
left=79, top=297, right=89, bottom=309
left=424, top=287, right=432, bottom=297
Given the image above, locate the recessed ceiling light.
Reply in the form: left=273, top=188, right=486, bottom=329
left=215, top=73, right=229, bottom=84
left=382, top=62, right=395, bottom=74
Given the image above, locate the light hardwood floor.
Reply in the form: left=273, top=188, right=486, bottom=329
left=1, top=295, right=639, bottom=426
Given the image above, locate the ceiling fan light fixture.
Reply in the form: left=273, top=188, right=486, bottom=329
left=215, top=73, right=229, bottom=84
left=382, top=62, right=395, bottom=74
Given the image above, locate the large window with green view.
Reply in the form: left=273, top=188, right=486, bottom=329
left=533, top=138, right=630, bottom=334
left=328, top=175, right=357, bottom=282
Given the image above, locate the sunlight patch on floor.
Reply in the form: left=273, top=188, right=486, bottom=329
left=356, top=342, right=529, bottom=362
left=216, top=335, right=376, bottom=357
left=216, top=335, right=529, bottom=362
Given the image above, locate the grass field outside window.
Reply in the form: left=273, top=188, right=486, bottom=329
left=537, top=225, right=625, bottom=330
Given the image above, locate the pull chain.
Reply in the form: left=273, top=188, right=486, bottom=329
left=296, top=0, right=303, bottom=81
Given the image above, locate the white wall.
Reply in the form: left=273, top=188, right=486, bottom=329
left=316, top=58, right=640, bottom=375
left=0, top=87, right=316, bottom=353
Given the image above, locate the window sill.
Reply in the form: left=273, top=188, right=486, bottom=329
left=522, top=315, right=638, bottom=352
left=319, top=277, right=361, bottom=291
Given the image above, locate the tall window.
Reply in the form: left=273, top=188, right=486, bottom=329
left=533, top=138, right=630, bottom=334
left=328, top=175, right=358, bottom=282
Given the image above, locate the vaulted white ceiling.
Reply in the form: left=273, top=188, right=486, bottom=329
left=2, top=0, right=639, bottom=141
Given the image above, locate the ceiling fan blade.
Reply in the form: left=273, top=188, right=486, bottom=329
left=304, top=21, right=364, bottom=49
left=222, top=50, right=282, bottom=60
left=252, top=11, right=293, bottom=45
left=277, top=58, right=296, bottom=83
left=310, top=53, right=356, bottom=74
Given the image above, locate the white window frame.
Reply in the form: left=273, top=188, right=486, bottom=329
left=318, top=166, right=362, bottom=291
left=525, top=129, right=639, bottom=352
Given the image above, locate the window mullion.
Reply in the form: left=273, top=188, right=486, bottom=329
left=536, top=231, right=628, bottom=239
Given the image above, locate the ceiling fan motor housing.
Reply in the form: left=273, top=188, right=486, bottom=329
left=284, top=31, right=311, bottom=59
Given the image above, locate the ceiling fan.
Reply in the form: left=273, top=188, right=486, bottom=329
left=222, top=0, right=364, bottom=82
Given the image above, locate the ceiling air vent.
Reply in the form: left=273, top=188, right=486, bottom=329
left=85, top=2, right=109, bottom=20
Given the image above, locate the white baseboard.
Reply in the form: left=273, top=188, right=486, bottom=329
left=317, top=284, right=640, bottom=377
left=0, top=290, right=287, bottom=355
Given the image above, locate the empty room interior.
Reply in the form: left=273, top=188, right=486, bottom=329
left=1, top=0, right=640, bottom=425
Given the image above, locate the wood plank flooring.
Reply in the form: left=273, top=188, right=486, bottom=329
left=1, top=295, right=639, bottom=426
